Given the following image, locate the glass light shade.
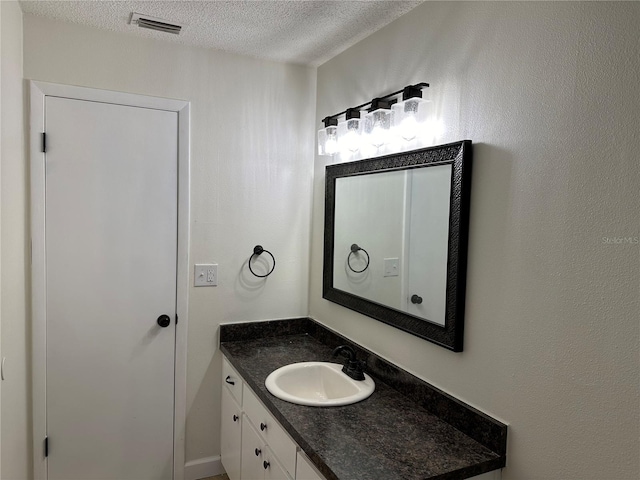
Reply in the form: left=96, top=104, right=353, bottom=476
left=317, top=126, right=338, bottom=156
left=392, top=97, right=429, bottom=142
left=337, top=118, right=362, bottom=153
left=363, top=108, right=392, bottom=148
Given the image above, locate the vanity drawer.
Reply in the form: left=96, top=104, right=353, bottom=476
left=243, top=384, right=297, bottom=477
left=222, top=356, right=243, bottom=405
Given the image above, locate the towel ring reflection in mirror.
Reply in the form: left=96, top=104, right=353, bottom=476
left=248, top=245, right=276, bottom=278
left=347, top=244, right=370, bottom=273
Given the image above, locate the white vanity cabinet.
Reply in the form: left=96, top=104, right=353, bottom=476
left=242, top=384, right=297, bottom=477
left=221, top=384, right=242, bottom=480
left=295, top=452, right=325, bottom=480
left=240, top=417, right=265, bottom=480
left=223, top=355, right=244, bottom=404
left=241, top=414, right=292, bottom=480
left=222, top=357, right=304, bottom=480
left=221, top=357, right=246, bottom=480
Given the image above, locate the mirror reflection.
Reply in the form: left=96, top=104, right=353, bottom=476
left=323, top=141, right=472, bottom=351
left=333, top=165, right=452, bottom=326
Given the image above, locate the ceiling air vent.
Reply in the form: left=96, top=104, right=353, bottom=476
left=129, top=12, right=182, bottom=35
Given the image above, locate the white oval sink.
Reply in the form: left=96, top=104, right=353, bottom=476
left=265, top=362, right=375, bottom=407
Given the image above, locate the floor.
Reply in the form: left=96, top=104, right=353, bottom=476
left=200, top=475, right=229, bottom=480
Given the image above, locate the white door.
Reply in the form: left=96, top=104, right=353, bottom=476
left=45, top=96, right=178, bottom=479
left=405, top=165, right=452, bottom=325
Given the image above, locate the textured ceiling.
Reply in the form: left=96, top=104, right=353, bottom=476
left=19, top=0, right=424, bottom=66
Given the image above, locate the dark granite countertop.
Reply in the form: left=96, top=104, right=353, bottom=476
left=220, top=319, right=506, bottom=480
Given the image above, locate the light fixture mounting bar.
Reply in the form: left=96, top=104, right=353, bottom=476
left=322, top=83, right=429, bottom=123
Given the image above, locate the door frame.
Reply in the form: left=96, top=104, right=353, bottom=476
left=30, top=80, right=190, bottom=480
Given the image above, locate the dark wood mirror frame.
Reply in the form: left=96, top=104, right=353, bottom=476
left=323, top=140, right=472, bottom=352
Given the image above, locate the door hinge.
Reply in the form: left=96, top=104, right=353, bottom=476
left=175, top=314, right=178, bottom=325
left=44, top=436, right=49, bottom=457
left=41, top=132, right=47, bottom=153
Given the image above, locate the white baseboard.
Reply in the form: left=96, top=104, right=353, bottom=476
left=184, top=456, right=225, bottom=480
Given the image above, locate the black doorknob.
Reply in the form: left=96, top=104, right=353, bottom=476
left=410, top=295, right=423, bottom=305
left=157, top=315, right=171, bottom=328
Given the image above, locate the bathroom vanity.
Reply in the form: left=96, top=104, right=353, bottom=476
left=219, top=318, right=506, bottom=480
left=222, top=356, right=326, bottom=480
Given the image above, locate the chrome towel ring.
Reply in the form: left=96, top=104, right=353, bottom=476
left=347, top=244, right=370, bottom=273
left=248, top=245, right=276, bottom=278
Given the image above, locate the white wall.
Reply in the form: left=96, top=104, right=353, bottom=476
left=1, top=1, right=29, bottom=478
left=311, top=2, right=639, bottom=480
left=21, top=14, right=316, bottom=474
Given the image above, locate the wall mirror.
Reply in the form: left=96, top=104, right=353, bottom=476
left=323, top=141, right=472, bottom=351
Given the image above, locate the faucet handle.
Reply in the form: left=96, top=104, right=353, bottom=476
left=343, top=358, right=366, bottom=381
left=332, top=345, right=366, bottom=381
left=332, top=345, right=356, bottom=361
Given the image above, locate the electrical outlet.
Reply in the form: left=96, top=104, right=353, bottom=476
left=195, top=264, right=218, bottom=287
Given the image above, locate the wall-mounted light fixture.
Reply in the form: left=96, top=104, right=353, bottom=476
left=317, top=117, right=338, bottom=156
left=317, top=82, right=431, bottom=160
left=392, top=85, right=429, bottom=142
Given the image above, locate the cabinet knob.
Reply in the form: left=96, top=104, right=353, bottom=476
left=260, top=422, right=267, bottom=431
left=225, top=375, right=235, bottom=385
left=410, top=294, right=423, bottom=305
left=263, top=461, right=270, bottom=470
left=232, top=414, right=239, bottom=422
left=255, top=448, right=261, bottom=457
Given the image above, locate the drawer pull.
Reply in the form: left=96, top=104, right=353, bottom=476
left=263, top=461, right=270, bottom=470
left=233, top=414, right=239, bottom=422
left=225, top=375, right=235, bottom=385
left=260, top=422, right=267, bottom=431
left=255, top=448, right=261, bottom=457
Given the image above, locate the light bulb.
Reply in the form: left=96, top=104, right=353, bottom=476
left=392, top=97, right=428, bottom=142
left=370, top=125, right=387, bottom=147
left=325, top=135, right=338, bottom=155
left=398, top=116, right=418, bottom=141
left=317, top=123, right=338, bottom=156
left=338, top=116, right=362, bottom=153
left=363, top=108, right=392, bottom=148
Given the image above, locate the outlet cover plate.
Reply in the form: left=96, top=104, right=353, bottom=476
left=383, top=258, right=399, bottom=277
left=195, top=264, right=218, bottom=287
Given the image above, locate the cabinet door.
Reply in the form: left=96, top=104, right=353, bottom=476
left=263, top=446, right=293, bottom=480
left=241, top=415, right=266, bottom=480
left=296, top=451, right=326, bottom=480
left=221, top=386, right=242, bottom=480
